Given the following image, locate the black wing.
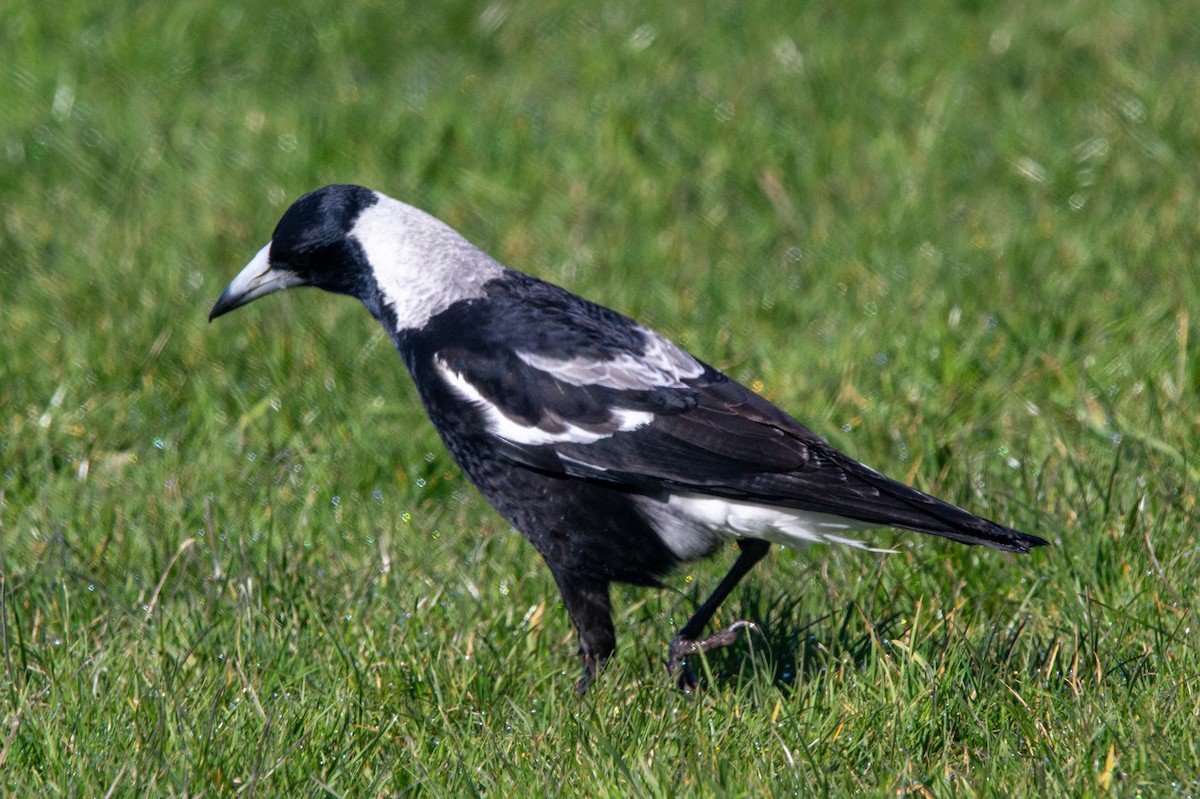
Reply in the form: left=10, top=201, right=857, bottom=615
left=425, top=273, right=1047, bottom=552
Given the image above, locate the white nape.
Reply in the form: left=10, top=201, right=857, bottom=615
left=351, top=192, right=505, bottom=331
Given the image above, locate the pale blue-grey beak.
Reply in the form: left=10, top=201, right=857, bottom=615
left=209, top=243, right=305, bottom=321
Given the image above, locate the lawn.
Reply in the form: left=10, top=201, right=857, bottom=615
left=2, top=0, right=1198, bottom=794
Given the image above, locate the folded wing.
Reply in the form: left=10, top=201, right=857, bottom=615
left=430, top=274, right=1047, bottom=553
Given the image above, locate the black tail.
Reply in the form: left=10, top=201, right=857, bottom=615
left=827, top=449, right=1051, bottom=553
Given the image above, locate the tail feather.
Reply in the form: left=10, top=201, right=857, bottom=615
left=830, top=451, right=1050, bottom=553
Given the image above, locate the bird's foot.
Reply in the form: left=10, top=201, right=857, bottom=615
left=574, top=650, right=610, bottom=696
left=574, top=673, right=594, bottom=696
left=667, top=620, right=759, bottom=690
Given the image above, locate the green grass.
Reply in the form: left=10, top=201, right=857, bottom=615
left=3, top=0, right=1199, bottom=794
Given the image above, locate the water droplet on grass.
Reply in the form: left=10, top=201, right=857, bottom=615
left=629, top=24, right=656, bottom=52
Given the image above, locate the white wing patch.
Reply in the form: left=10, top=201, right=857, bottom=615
left=635, top=491, right=897, bottom=559
left=435, top=358, right=654, bottom=447
left=516, top=327, right=703, bottom=390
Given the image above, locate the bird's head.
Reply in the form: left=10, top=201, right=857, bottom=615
left=209, top=184, right=380, bottom=321
left=210, top=185, right=504, bottom=331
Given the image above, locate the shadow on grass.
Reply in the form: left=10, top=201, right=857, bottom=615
left=684, top=582, right=1169, bottom=700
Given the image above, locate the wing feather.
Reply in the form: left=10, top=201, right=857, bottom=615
left=419, top=272, right=1046, bottom=552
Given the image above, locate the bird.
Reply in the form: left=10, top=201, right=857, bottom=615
left=210, top=184, right=1049, bottom=692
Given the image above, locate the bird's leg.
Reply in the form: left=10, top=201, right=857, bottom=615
left=668, top=538, right=770, bottom=689
left=549, top=569, right=615, bottom=695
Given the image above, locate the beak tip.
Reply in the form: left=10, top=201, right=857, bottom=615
left=208, top=290, right=237, bottom=322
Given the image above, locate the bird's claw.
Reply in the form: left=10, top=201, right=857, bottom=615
left=667, top=620, right=759, bottom=690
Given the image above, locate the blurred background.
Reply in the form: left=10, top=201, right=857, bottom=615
left=2, top=0, right=1198, bottom=794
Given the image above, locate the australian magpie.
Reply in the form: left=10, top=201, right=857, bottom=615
left=211, top=185, right=1048, bottom=691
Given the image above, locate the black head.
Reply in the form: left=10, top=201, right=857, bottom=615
left=209, top=184, right=380, bottom=320
left=268, top=185, right=379, bottom=291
